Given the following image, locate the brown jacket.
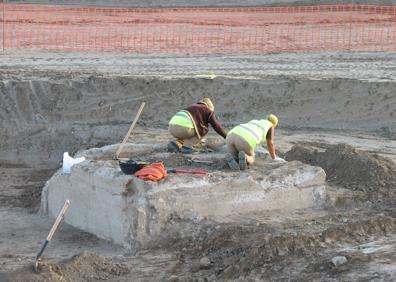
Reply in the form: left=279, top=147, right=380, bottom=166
left=185, top=103, right=227, bottom=139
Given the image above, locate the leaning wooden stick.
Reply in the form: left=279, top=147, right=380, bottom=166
left=34, top=200, right=70, bottom=273
left=115, top=102, right=145, bottom=159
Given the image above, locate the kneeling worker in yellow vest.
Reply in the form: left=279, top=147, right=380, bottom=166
left=168, top=98, right=227, bottom=153
left=225, top=114, right=284, bottom=170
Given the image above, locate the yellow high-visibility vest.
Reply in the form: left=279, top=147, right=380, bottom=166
left=228, top=119, right=273, bottom=149
left=169, top=111, right=194, bottom=128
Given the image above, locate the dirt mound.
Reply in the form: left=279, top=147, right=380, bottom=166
left=178, top=217, right=396, bottom=280
left=285, top=144, right=396, bottom=193
left=0, top=251, right=129, bottom=282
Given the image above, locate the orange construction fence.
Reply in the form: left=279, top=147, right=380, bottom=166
left=1, top=3, right=395, bottom=53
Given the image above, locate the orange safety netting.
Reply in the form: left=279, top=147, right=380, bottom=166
left=1, top=3, right=395, bottom=53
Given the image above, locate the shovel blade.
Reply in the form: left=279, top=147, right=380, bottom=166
left=33, top=259, right=40, bottom=273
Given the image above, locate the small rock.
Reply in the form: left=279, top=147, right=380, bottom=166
left=168, top=275, right=179, bottom=282
left=199, top=257, right=211, bottom=269
left=191, top=262, right=200, bottom=272
left=209, top=274, right=216, bottom=281
left=222, top=265, right=235, bottom=277
left=331, top=256, right=347, bottom=267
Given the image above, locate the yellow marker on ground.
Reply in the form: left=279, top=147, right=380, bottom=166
left=194, top=73, right=217, bottom=80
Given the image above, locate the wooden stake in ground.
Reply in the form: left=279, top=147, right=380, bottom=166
left=114, top=102, right=145, bottom=160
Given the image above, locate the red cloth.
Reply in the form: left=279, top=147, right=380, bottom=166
left=134, top=162, right=168, bottom=181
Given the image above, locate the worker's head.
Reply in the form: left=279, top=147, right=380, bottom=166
left=267, top=114, right=278, bottom=127
left=200, top=98, right=214, bottom=111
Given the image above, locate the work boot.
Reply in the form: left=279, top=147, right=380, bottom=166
left=238, top=151, right=247, bottom=170
left=180, top=146, right=195, bottom=154
left=225, top=153, right=240, bottom=171
left=167, top=141, right=182, bottom=153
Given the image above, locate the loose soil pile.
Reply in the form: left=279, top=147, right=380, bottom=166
left=171, top=216, right=396, bottom=281
left=0, top=251, right=129, bottom=282
left=285, top=144, right=396, bottom=194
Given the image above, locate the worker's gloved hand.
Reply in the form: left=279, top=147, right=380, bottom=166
left=273, top=156, right=286, bottom=162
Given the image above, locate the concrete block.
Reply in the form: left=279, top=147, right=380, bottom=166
left=41, top=145, right=327, bottom=249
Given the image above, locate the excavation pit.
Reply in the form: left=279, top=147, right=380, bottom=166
left=41, top=143, right=327, bottom=249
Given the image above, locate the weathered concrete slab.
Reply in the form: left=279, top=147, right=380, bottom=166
left=41, top=144, right=327, bottom=249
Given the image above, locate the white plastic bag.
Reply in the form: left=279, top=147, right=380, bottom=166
left=62, top=152, right=85, bottom=174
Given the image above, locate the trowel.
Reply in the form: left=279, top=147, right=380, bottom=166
left=34, top=200, right=70, bottom=273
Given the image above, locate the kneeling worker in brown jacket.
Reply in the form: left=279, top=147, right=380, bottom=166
left=168, top=98, right=227, bottom=153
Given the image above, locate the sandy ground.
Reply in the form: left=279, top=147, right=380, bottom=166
left=0, top=128, right=395, bottom=281
left=1, top=53, right=395, bottom=169
left=0, top=50, right=396, bottom=280
left=1, top=51, right=396, bottom=81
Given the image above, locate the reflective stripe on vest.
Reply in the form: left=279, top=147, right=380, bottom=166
left=169, top=111, right=194, bottom=128
left=228, top=119, right=273, bottom=149
left=239, top=124, right=260, bottom=142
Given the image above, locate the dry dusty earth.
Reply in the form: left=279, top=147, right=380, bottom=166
left=0, top=129, right=395, bottom=281
left=0, top=51, right=396, bottom=281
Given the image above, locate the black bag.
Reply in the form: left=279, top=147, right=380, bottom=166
left=119, top=159, right=148, bottom=175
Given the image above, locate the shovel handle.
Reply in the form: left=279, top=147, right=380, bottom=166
left=36, top=200, right=70, bottom=260
left=115, top=102, right=145, bottom=159
left=36, top=240, right=49, bottom=260
left=47, top=200, right=70, bottom=241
